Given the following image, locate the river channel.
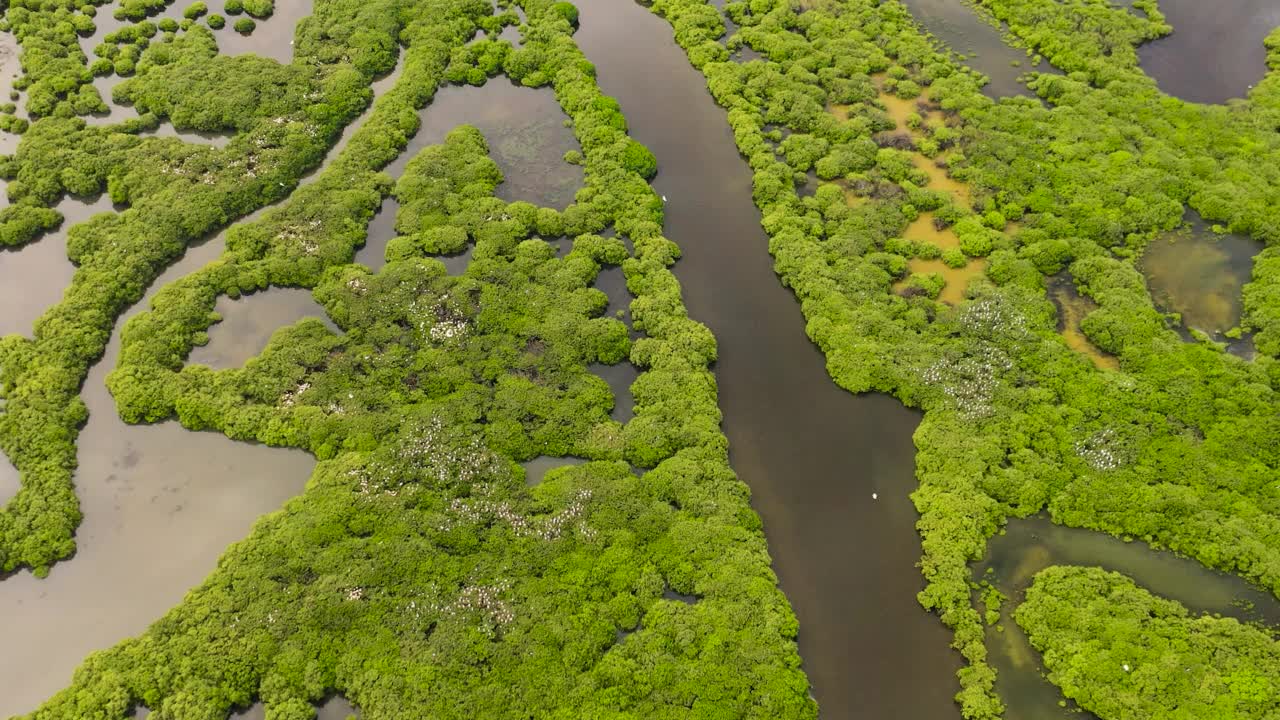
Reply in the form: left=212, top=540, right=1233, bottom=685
left=3, top=0, right=1279, bottom=718
left=577, top=3, right=962, bottom=718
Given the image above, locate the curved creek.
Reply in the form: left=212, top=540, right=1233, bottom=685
left=980, top=517, right=1280, bottom=720
left=3, top=0, right=1280, bottom=719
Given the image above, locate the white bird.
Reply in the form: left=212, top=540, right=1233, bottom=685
left=871, top=493, right=878, bottom=500
left=662, top=195, right=667, bottom=202
left=1122, top=664, right=1131, bottom=672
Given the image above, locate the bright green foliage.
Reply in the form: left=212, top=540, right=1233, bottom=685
left=5, top=0, right=112, bottom=117
left=206, top=13, right=225, bottom=28
left=1017, top=566, right=1280, bottom=720
left=233, top=16, right=255, bottom=33
left=649, top=0, right=1280, bottom=717
left=224, top=0, right=243, bottom=14
left=0, top=0, right=396, bottom=575
left=551, top=1, right=577, bottom=27
left=242, top=0, right=273, bottom=18
left=117, top=0, right=167, bottom=20
left=183, top=1, right=207, bottom=19
left=16, top=0, right=814, bottom=717
left=973, top=0, right=1170, bottom=84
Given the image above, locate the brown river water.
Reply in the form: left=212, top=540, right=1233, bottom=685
left=2, top=0, right=1279, bottom=718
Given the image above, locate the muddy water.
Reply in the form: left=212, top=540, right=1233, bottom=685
left=0, top=195, right=113, bottom=339
left=190, top=288, right=332, bottom=370
left=0, top=38, right=338, bottom=718
left=79, top=0, right=312, bottom=67
left=357, top=79, right=580, bottom=268
left=899, top=257, right=990, bottom=305
left=578, top=3, right=962, bottom=719
left=1141, top=211, right=1259, bottom=337
left=863, top=91, right=988, bottom=308
left=81, top=0, right=312, bottom=138
left=0, top=215, right=315, bottom=718
left=978, top=517, right=1280, bottom=720
left=0, top=33, right=24, bottom=156
left=898, top=0, right=1053, bottom=98
left=1049, top=278, right=1119, bottom=371
left=522, top=456, right=588, bottom=486
left=0, top=454, right=15, bottom=507
left=1134, top=0, right=1280, bottom=105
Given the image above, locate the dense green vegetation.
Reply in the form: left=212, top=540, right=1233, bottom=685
left=650, top=0, right=1280, bottom=716
left=0, top=0, right=393, bottom=573
left=13, top=0, right=813, bottom=717
left=1016, top=566, right=1280, bottom=720
left=8, top=0, right=1280, bottom=717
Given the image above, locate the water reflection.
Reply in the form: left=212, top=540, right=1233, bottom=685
left=577, top=2, right=963, bottom=718
left=522, top=455, right=588, bottom=486
left=1141, top=211, right=1259, bottom=336
left=979, top=517, right=1280, bottom=720
left=0, top=195, right=114, bottom=338
left=898, top=0, right=1056, bottom=98
left=1135, top=0, right=1280, bottom=104
left=78, top=0, right=313, bottom=67
left=1049, top=277, right=1119, bottom=371
left=590, top=361, right=637, bottom=423
left=189, top=288, right=334, bottom=370
left=0, top=454, right=16, bottom=507
left=230, top=696, right=360, bottom=720
left=390, top=81, right=581, bottom=208
left=593, top=265, right=630, bottom=323
left=0, top=206, right=314, bottom=719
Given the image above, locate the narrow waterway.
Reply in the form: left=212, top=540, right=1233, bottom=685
left=0, top=195, right=113, bottom=339
left=7, top=1, right=1277, bottom=718
left=0, top=7, right=346, bottom=706
left=577, top=3, right=963, bottom=718
left=0, top=17, right=585, bottom=717
left=0, top=455, right=15, bottom=508
left=0, top=216, right=316, bottom=719
left=979, top=517, right=1280, bottom=720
